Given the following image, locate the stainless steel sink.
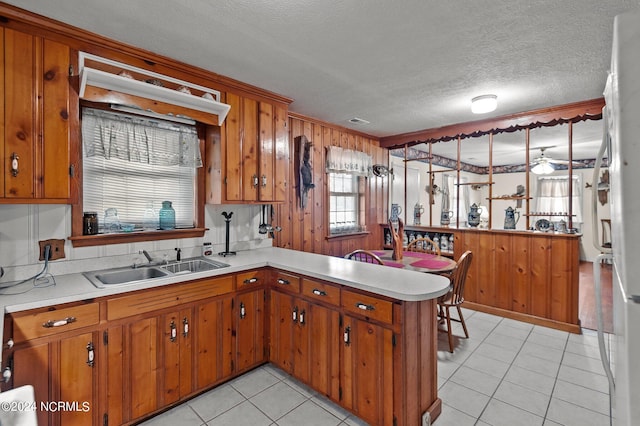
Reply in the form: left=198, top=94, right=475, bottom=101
left=160, top=258, right=230, bottom=274
left=83, top=257, right=230, bottom=288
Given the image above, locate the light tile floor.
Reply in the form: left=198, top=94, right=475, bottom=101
left=140, top=308, right=612, bottom=426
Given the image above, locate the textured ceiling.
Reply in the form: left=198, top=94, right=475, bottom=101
left=4, top=0, right=638, bottom=141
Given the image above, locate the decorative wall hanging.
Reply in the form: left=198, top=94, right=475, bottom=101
left=297, top=135, right=315, bottom=209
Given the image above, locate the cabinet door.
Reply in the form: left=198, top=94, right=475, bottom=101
left=305, top=302, right=340, bottom=400
left=236, top=289, right=266, bottom=372
left=241, top=97, right=259, bottom=201
left=193, top=295, right=234, bottom=390
left=3, top=28, right=36, bottom=198
left=57, top=332, right=97, bottom=425
left=128, top=317, right=160, bottom=421
left=268, top=290, right=295, bottom=373
left=41, top=38, right=72, bottom=200
left=342, top=315, right=394, bottom=426
left=12, top=332, right=97, bottom=426
left=2, top=29, right=72, bottom=201
left=258, top=102, right=274, bottom=201
left=161, top=308, right=193, bottom=405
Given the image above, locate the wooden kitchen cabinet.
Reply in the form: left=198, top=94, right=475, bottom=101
left=1, top=27, right=76, bottom=203
left=235, top=284, right=266, bottom=373
left=219, top=92, right=289, bottom=203
left=6, top=303, right=100, bottom=426
left=341, top=314, right=394, bottom=426
left=160, top=308, right=193, bottom=406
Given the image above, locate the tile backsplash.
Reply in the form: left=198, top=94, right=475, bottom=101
left=0, top=204, right=271, bottom=282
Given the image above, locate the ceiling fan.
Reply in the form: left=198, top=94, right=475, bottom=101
left=530, top=147, right=572, bottom=174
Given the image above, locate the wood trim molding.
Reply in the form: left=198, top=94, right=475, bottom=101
left=380, top=98, right=605, bottom=149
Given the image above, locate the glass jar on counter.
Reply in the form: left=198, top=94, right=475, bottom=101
left=159, top=201, right=176, bottom=230
left=83, top=212, right=98, bottom=235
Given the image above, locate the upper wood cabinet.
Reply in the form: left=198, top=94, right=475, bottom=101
left=217, top=92, right=289, bottom=203
left=1, top=27, right=76, bottom=203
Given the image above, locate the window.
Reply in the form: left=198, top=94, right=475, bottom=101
left=81, top=108, right=201, bottom=232
left=535, top=175, right=583, bottom=226
left=444, top=174, right=470, bottom=225
left=329, top=173, right=365, bottom=235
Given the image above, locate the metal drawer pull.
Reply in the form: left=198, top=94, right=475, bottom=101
left=292, top=306, right=298, bottom=322
left=312, top=289, right=327, bottom=296
left=253, top=175, right=259, bottom=187
left=182, top=317, right=189, bottom=337
left=262, top=175, right=267, bottom=187
left=42, top=316, right=76, bottom=328
left=3, top=367, right=12, bottom=383
left=356, top=303, right=375, bottom=311
left=10, top=152, right=19, bottom=177
left=299, top=309, right=306, bottom=325
left=170, top=321, right=177, bottom=342
left=86, top=342, right=95, bottom=367
left=240, top=302, right=246, bottom=319
left=343, top=326, right=351, bottom=346
left=243, top=277, right=259, bottom=284
left=277, top=278, right=290, bottom=285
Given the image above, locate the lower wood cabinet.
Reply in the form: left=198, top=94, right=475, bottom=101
left=3, top=266, right=442, bottom=426
left=12, top=331, right=98, bottom=426
left=342, top=314, right=394, bottom=426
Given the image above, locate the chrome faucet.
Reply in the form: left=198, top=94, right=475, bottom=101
left=136, top=250, right=169, bottom=267
left=175, top=247, right=181, bottom=262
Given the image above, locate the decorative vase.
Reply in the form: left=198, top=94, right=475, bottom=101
left=504, top=206, right=520, bottom=229
left=159, top=201, right=176, bottom=230
left=468, top=203, right=482, bottom=227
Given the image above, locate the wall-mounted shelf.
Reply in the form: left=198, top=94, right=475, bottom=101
left=78, top=52, right=231, bottom=124
left=487, top=196, right=532, bottom=201
left=456, top=181, right=494, bottom=186
left=525, top=213, right=576, bottom=217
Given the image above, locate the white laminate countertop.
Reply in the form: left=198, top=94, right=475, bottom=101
left=0, top=247, right=450, bottom=366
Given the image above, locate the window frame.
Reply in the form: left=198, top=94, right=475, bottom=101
left=327, top=172, right=367, bottom=237
left=70, top=106, right=208, bottom=247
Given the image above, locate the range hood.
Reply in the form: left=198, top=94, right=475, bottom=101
left=78, top=52, right=231, bottom=125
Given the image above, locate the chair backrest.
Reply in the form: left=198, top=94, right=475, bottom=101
left=449, top=250, right=473, bottom=305
left=405, top=237, right=441, bottom=256
left=344, top=249, right=384, bottom=265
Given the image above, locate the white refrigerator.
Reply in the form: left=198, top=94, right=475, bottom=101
left=594, top=10, right=640, bottom=426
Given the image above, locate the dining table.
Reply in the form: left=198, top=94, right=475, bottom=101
left=372, top=250, right=457, bottom=274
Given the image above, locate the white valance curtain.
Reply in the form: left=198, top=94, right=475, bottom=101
left=82, top=108, right=202, bottom=168
left=325, top=146, right=372, bottom=176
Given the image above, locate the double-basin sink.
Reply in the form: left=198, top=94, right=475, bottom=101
left=83, top=257, right=230, bottom=288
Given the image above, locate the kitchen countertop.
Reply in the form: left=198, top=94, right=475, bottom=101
left=0, top=247, right=450, bottom=367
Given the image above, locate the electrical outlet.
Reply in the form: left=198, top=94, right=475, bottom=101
left=39, top=239, right=65, bottom=261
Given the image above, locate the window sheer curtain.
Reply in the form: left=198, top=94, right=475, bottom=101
left=535, top=175, right=582, bottom=224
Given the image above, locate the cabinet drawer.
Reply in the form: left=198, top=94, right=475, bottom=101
left=237, top=270, right=265, bottom=287
left=107, top=276, right=234, bottom=320
left=341, top=290, right=393, bottom=324
left=271, top=271, right=300, bottom=293
left=301, top=279, right=340, bottom=307
left=11, top=302, right=99, bottom=343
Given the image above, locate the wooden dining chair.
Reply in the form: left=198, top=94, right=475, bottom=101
left=344, top=249, right=384, bottom=265
left=406, top=237, right=441, bottom=256
left=437, top=250, right=473, bottom=352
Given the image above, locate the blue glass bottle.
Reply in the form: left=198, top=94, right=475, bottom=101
left=159, top=201, right=176, bottom=230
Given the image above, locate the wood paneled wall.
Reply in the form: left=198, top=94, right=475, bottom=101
left=273, top=114, right=388, bottom=256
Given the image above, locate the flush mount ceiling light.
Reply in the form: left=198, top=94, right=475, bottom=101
left=471, top=94, right=498, bottom=114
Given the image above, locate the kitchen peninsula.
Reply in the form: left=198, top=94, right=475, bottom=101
left=1, top=247, right=450, bottom=426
